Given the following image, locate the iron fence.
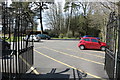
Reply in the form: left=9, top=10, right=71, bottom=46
left=105, top=11, right=119, bottom=80
left=1, top=2, right=34, bottom=80
left=116, top=6, right=120, bottom=80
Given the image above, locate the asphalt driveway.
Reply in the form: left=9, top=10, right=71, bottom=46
left=33, top=40, right=108, bottom=79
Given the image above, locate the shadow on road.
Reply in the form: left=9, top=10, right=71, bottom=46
left=2, top=68, right=87, bottom=80
left=80, top=49, right=105, bottom=52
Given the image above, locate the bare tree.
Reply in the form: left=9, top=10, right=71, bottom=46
left=44, top=2, right=64, bottom=36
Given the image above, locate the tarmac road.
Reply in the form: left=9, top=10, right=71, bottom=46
left=33, top=40, right=108, bottom=80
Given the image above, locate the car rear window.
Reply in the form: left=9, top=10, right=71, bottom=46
left=91, top=39, right=98, bottom=42
left=84, top=38, right=90, bottom=41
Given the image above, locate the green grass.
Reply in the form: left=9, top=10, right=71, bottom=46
left=5, top=36, right=22, bottom=42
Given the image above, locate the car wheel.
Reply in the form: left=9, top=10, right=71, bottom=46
left=46, top=38, right=49, bottom=40
left=79, top=45, right=85, bottom=50
left=100, top=46, right=106, bottom=51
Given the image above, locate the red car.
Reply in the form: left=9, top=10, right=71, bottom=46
left=78, top=37, right=106, bottom=51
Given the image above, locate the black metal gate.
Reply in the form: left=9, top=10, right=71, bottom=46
left=105, top=11, right=120, bottom=80
left=1, top=2, right=34, bottom=80
left=116, top=4, right=120, bottom=80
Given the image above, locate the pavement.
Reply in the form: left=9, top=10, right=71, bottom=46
left=30, top=40, right=109, bottom=80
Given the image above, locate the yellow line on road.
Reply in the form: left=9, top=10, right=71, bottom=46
left=43, top=47, right=104, bottom=66
left=34, top=49, right=106, bottom=80
left=19, top=56, right=40, bottom=74
left=67, top=48, right=105, bottom=59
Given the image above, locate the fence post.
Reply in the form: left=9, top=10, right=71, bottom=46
left=0, top=3, right=2, bottom=80
left=116, top=1, right=120, bottom=80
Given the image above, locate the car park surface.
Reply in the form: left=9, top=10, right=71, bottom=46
left=33, top=40, right=108, bottom=79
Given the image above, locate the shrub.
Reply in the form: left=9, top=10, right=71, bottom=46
left=66, top=32, right=72, bottom=38
left=59, top=33, right=64, bottom=38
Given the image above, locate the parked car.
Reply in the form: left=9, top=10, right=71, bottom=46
left=82, top=35, right=100, bottom=40
left=23, top=35, right=40, bottom=42
left=0, top=39, right=11, bottom=57
left=0, top=39, right=10, bottom=50
left=78, top=37, right=106, bottom=51
left=37, top=34, right=51, bottom=40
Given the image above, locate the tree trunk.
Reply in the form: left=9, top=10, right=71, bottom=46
left=39, top=2, right=43, bottom=34
left=72, top=31, right=75, bottom=37
left=67, top=2, right=73, bottom=36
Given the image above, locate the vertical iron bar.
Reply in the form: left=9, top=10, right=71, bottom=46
left=116, top=2, right=120, bottom=80
left=17, top=6, right=20, bottom=79
left=1, top=2, right=4, bottom=77
left=7, top=7, right=10, bottom=79
left=9, top=12, right=12, bottom=80
left=15, top=14, right=18, bottom=79
left=21, top=7, right=23, bottom=74
left=12, top=18, right=15, bottom=79
left=4, top=2, right=7, bottom=76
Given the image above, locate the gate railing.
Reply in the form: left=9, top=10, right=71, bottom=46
left=1, top=2, right=34, bottom=80
left=116, top=4, right=120, bottom=80
left=105, top=11, right=118, bottom=80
